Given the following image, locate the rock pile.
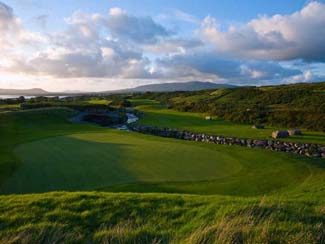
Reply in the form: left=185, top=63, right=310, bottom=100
left=130, top=125, right=325, bottom=159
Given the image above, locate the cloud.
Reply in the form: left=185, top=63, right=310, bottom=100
left=199, top=2, right=325, bottom=62
left=104, top=7, right=173, bottom=44
left=0, top=1, right=324, bottom=88
left=33, top=14, right=48, bottom=29
left=143, top=38, right=203, bottom=55
left=0, top=1, right=20, bottom=48
left=156, top=52, right=303, bottom=84
left=0, top=6, right=155, bottom=79
left=172, top=9, right=199, bottom=24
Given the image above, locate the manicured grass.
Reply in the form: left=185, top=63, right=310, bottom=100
left=134, top=99, right=325, bottom=144
left=0, top=103, right=20, bottom=112
left=87, top=99, right=111, bottom=105
left=0, top=108, right=102, bottom=186
left=0, top=130, right=313, bottom=196
left=2, top=131, right=240, bottom=193
left=0, top=108, right=316, bottom=196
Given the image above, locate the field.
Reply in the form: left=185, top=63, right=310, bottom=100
left=133, top=99, right=325, bottom=145
left=0, top=105, right=324, bottom=242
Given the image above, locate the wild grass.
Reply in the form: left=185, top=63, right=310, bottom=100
left=0, top=192, right=324, bottom=243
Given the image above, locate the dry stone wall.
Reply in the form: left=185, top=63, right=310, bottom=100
left=130, top=125, right=325, bottom=159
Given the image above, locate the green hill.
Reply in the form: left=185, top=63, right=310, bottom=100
left=134, top=82, right=325, bottom=131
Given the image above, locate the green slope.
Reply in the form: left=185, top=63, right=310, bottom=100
left=134, top=99, right=325, bottom=144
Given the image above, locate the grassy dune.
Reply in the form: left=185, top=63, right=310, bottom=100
left=133, top=99, right=325, bottom=144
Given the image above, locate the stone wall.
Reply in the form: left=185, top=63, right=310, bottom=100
left=130, top=125, right=325, bottom=159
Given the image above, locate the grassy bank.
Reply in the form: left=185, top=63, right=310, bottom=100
left=0, top=192, right=324, bottom=243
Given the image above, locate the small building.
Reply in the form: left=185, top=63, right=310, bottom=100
left=252, top=124, right=265, bottom=129
left=272, top=130, right=289, bottom=139
left=288, top=129, right=302, bottom=136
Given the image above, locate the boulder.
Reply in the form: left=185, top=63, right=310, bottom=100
left=254, top=140, right=267, bottom=147
left=288, top=129, right=302, bottom=136
left=252, top=124, right=265, bottom=129
left=272, top=130, right=289, bottom=139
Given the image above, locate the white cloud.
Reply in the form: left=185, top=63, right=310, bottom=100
left=104, top=7, right=173, bottom=44
left=282, top=70, right=315, bottom=84
left=199, top=2, right=325, bottom=62
left=0, top=1, right=324, bottom=90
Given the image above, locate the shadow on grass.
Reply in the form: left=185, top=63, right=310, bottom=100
left=1, top=136, right=138, bottom=194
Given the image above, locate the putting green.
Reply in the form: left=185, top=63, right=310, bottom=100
left=1, top=130, right=310, bottom=195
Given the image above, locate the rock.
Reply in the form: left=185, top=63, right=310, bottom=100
left=130, top=125, right=324, bottom=159
left=254, top=140, right=266, bottom=147
left=272, top=130, right=289, bottom=139
left=288, top=129, right=302, bottom=136
left=252, top=124, right=265, bottom=129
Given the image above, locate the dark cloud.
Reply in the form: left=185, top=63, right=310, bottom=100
left=157, top=52, right=303, bottom=84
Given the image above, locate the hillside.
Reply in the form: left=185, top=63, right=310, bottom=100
left=134, top=82, right=325, bottom=131
left=0, top=88, right=49, bottom=95
left=107, top=81, right=236, bottom=93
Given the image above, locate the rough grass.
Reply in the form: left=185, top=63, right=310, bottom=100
left=0, top=192, right=324, bottom=243
left=134, top=99, right=325, bottom=144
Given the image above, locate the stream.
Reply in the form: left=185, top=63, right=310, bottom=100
left=70, top=111, right=139, bottom=131
left=113, top=113, right=139, bottom=130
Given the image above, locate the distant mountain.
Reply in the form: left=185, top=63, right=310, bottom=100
left=0, top=82, right=236, bottom=96
left=107, top=81, right=236, bottom=93
left=0, top=88, right=49, bottom=95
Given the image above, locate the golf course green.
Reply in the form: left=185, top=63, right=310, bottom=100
left=0, top=106, right=324, bottom=243
left=1, top=130, right=310, bottom=195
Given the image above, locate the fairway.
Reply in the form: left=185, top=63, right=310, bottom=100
left=1, top=130, right=311, bottom=195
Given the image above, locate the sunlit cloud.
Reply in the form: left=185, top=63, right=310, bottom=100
left=0, top=1, right=324, bottom=91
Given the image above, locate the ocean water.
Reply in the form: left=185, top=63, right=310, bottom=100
left=0, top=95, right=67, bottom=99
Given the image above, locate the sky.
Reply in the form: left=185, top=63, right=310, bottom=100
left=0, top=0, right=325, bottom=91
